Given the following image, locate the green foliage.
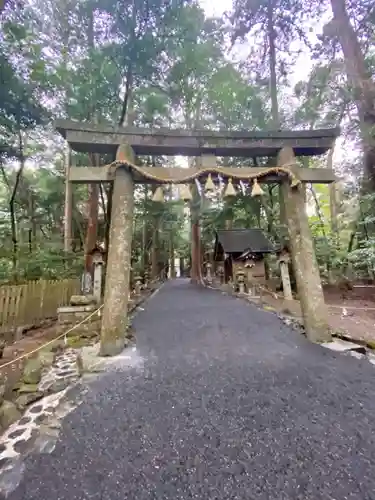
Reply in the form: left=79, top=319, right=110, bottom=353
left=0, top=0, right=374, bottom=286
left=348, top=239, right=375, bottom=275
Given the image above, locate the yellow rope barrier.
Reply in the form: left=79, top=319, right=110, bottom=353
left=0, top=270, right=169, bottom=370
left=257, top=284, right=282, bottom=300
left=0, top=305, right=103, bottom=370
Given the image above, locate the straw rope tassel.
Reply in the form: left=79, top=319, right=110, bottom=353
left=251, top=178, right=264, bottom=197
left=179, top=184, right=192, bottom=201
left=223, top=177, right=236, bottom=198
left=204, top=173, right=215, bottom=192
left=152, top=186, right=164, bottom=202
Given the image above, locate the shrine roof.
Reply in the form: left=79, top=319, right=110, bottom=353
left=55, top=120, right=340, bottom=157
left=215, top=229, right=275, bottom=255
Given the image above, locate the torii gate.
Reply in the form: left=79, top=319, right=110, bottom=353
left=56, top=120, right=339, bottom=355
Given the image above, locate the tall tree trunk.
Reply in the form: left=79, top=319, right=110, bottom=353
left=84, top=152, right=100, bottom=271
left=62, top=0, right=73, bottom=253
left=267, top=0, right=287, bottom=246
left=168, top=185, right=176, bottom=278
left=63, top=143, right=73, bottom=252
left=267, top=0, right=279, bottom=128
left=104, top=64, right=134, bottom=257
left=169, top=233, right=175, bottom=278
left=104, top=183, right=112, bottom=256
left=84, top=182, right=99, bottom=272
left=99, top=183, right=108, bottom=230
left=342, top=228, right=356, bottom=278
left=150, top=168, right=162, bottom=280
left=28, top=189, right=36, bottom=253
left=329, top=0, right=375, bottom=191
left=190, top=178, right=203, bottom=284
left=187, top=102, right=203, bottom=285
left=141, top=185, right=148, bottom=273
left=151, top=218, right=159, bottom=280
left=191, top=218, right=201, bottom=283
left=328, top=145, right=339, bottom=236
left=309, top=185, right=327, bottom=238
left=119, top=64, right=134, bottom=127
left=10, top=130, right=25, bottom=282
left=309, top=184, right=336, bottom=281
left=83, top=11, right=100, bottom=273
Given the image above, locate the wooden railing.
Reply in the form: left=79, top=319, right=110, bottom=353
left=0, top=279, right=79, bottom=338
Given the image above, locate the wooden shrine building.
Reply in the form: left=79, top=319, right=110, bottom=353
left=214, top=229, right=275, bottom=284
left=55, top=119, right=340, bottom=354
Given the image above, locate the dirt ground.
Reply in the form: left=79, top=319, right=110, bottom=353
left=325, top=285, right=375, bottom=345
left=260, top=284, right=375, bottom=345
left=0, top=321, right=59, bottom=397
left=2, top=283, right=375, bottom=395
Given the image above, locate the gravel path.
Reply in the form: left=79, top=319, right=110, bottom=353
left=5, top=279, right=375, bottom=500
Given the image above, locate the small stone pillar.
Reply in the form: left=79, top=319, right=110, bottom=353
left=237, top=269, right=245, bottom=294
left=91, top=246, right=105, bottom=303
left=100, top=145, right=135, bottom=356
left=278, top=147, right=331, bottom=342
left=143, top=270, right=149, bottom=289
left=81, top=271, right=92, bottom=295
left=206, top=262, right=213, bottom=284
left=278, top=251, right=293, bottom=301
left=93, top=261, right=103, bottom=303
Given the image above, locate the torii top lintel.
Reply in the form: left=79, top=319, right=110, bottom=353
left=55, top=120, right=340, bottom=158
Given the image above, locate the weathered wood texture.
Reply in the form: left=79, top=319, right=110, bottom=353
left=0, top=279, right=79, bottom=341
left=279, top=147, right=331, bottom=342
left=100, top=161, right=135, bottom=356
left=68, top=165, right=335, bottom=184
left=56, top=120, right=339, bottom=157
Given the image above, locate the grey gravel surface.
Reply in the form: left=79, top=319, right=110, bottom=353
left=5, top=279, right=375, bottom=500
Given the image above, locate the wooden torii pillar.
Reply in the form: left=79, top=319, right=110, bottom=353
left=100, top=144, right=135, bottom=356
left=278, top=147, right=331, bottom=342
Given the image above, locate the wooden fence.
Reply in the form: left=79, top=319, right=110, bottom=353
left=0, top=279, right=80, bottom=338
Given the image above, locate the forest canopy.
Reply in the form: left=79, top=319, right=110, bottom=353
left=0, top=0, right=375, bottom=283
